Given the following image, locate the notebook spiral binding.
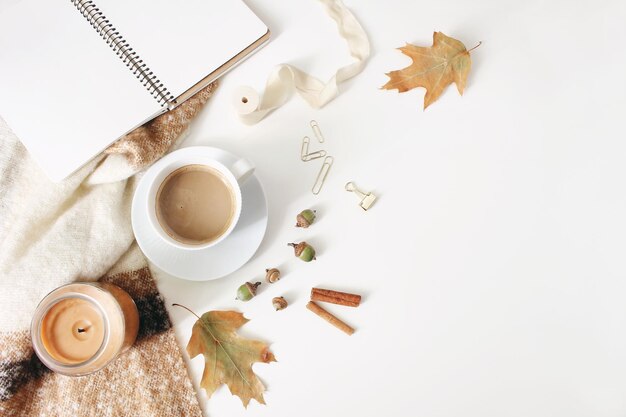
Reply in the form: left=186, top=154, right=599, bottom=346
left=70, top=0, right=175, bottom=107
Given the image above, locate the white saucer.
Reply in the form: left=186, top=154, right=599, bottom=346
left=131, top=147, right=268, bottom=281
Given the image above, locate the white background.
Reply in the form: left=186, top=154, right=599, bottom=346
left=153, top=0, right=626, bottom=416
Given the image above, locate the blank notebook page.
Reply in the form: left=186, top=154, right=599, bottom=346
left=95, top=0, right=269, bottom=98
left=0, top=0, right=162, bottom=181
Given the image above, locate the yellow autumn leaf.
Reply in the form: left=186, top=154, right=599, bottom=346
left=382, top=31, right=479, bottom=109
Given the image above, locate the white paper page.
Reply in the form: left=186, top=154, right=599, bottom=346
left=95, top=0, right=268, bottom=99
left=0, top=0, right=162, bottom=181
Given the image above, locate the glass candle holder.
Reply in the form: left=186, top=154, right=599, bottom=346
left=31, top=282, right=140, bottom=376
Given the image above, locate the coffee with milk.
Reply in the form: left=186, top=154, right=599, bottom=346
left=155, top=164, right=236, bottom=245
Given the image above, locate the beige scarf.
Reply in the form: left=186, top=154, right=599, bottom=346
left=0, top=82, right=217, bottom=416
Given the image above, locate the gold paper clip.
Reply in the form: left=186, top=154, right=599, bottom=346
left=301, top=136, right=310, bottom=160
left=312, top=156, right=334, bottom=195
left=310, top=120, right=325, bottom=143
left=303, top=150, right=327, bottom=161
left=301, top=136, right=327, bottom=161
left=345, top=182, right=377, bottom=210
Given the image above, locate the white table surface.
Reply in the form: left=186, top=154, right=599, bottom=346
left=151, top=1, right=626, bottom=416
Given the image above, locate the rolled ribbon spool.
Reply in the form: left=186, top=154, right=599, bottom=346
left=231, top=86, right=263, bottom=125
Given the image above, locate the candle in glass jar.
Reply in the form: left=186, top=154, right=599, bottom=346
left=31, top=282, right=139, bottom=376
left=41, top=297, right=106, bottom=364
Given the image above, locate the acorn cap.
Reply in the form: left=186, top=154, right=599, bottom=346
left=247, top=281, right=261, bottom=295
left=288, top=242, right=305, bottom=256
left=272, top=296, right=288, bottom=311
left=265, top=268, right=281, bottom=283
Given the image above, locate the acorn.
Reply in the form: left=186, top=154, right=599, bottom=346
left=296, top=209, right=316, bottom=228
left=288, top=241, right=316, bottom=262
left=272, top=296, right=288, bottom=311
left=265, top=268, right=281, bottom=283
left=236, top=282, right=261, bottom=301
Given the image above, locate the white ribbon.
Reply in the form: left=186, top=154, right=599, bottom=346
left=232, top=0, right=370, bottom=124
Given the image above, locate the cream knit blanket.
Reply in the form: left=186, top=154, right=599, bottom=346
left=0, top=82, right=217, bottom=416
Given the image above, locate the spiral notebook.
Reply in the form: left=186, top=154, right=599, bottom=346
left=0, top=0, right=269, bottom=181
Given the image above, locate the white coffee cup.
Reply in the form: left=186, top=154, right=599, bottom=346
left=146, top=147, right=254, bottom=250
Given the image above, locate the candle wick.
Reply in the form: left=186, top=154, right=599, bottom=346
left=77, top=327, right=86, bottom=333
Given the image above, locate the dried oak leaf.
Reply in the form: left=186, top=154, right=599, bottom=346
left=186, top=310, right=276, bottom=407
left=382, top=31, right=478, bottom=109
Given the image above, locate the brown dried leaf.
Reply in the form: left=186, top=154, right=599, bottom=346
left=382, top=32, right=477, bottom=109
left=186, top=310, right=276, bottom=407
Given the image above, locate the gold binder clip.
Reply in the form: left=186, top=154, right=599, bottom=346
left=301, top=136, right=326, bottom=161
left=310, top=120, right=325, bottom=143
left=312, top=156, right=334, bottom=195
left=345, top=182, right=377, bottom=210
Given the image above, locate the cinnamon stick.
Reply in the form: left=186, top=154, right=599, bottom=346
left=310, top=288, right=361, bottom=307
left=306, top=301, right=355, bottom=335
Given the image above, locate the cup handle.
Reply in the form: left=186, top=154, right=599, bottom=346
left=229, top=158, right=255, bottom=185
